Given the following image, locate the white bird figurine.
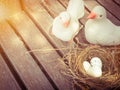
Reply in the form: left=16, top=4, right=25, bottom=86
left=85, top=6, right=120, bottom=46
left=52, top=11, right=81, bottom=41
left=83, top=57, right=102, bottom=77
left=67, top=0, right=85, bottom=19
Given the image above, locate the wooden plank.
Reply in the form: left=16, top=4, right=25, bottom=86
left=9, top=11, right=72, bottom=90
left=22, top=0, right=69, bottom=55
left=84, top=0, right=120, bottom=25
left=0, top=0, right=21, bottom=20
left=0, top=55, right=21, bottom=90
left=97, top=0, right=120, bottom=20
left=0, top=21, right=54, bottom=90
left=57, top=0, right=68, bottom=8
left=41, top=0, right=65, bottom=17
left=113, top=0, right=120, bottom=6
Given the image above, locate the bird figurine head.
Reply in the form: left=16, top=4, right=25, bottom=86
left=87, top=6, right=106, bottom=20
left=59, top=11, right=71, bottom=28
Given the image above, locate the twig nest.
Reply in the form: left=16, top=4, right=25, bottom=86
left=64, top=44, right=120, bottom=90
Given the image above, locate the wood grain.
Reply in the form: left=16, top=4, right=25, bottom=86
left=97, top=0, right=120, bottom=21
left=0, top=0, right=21, bottom=17
left=9, top=11, right=72, bottom=90
left=21, top=0, right=70, bottom=55
left=41, top=0, right=65, bottom=18
left=113, top=0, right=120, bottom=6
left=57, top=0, right=68, bottom=7
left=0, top=21, right=54, bottom=90
left=0, top=55, right=21, bottom=90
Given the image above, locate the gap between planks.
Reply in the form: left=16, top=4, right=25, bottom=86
left=0, top=53, right=21, bottom=90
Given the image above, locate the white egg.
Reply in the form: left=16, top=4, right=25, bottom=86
left=83, top=57, right=102, bottom=77
left=90, top=57, right=102, bottom=68
left=92, top=66, right=102, bottom=77
left=83, top=61, right=91, bottom=71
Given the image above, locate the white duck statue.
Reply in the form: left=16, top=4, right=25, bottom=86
left=85, top=6, right=120, bottom=46
left=83, top=57, right=102, bottom=77
left=67, top=0, right=84, bottom=20
left=52, top=11, right=81, bottom=41
left=51, top=0, right=84, bottom=42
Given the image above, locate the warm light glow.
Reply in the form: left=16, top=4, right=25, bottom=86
left=0, top=5, right=8, bottom=20
left=0, top=0, right=21, bottom=20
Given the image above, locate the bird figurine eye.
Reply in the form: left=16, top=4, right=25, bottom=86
left=99, top=15, right=103, bottom=17
left=59, top=16, right=62, bottom=20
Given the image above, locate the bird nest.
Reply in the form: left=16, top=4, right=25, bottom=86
left=62, top=44, right=120, bottom=90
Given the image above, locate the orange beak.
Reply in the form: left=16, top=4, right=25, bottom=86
left=63, top=20, right=70, bottom=28
left=87, top=12, right=96, bottom=19
left=43, top=0, right=50, bottom=5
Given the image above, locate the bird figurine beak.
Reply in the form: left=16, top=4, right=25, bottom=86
left=63, top=20, right=70, bottom=28
left=87, top=12, right=96, bottom=19
left=42, top=0, right=50, bottom=5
